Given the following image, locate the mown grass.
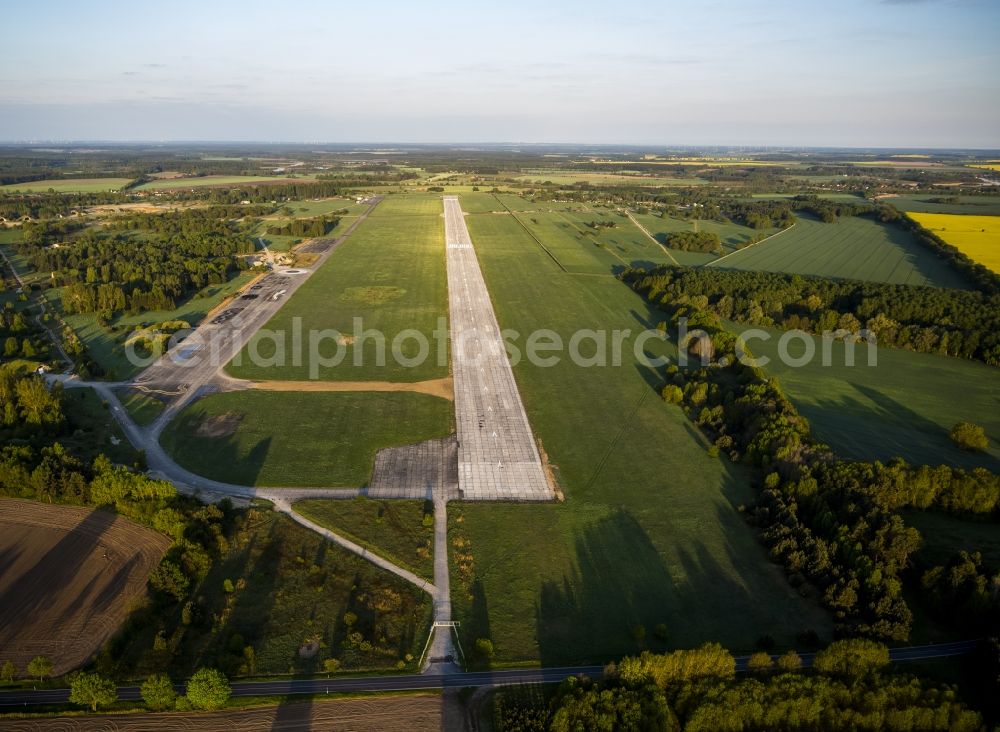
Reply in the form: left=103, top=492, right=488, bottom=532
left=0, top=178, right=133, bottom=193
left=745, top=328, right=1000, bottom=471
left=110, top=508, right=432, bottom=678
left=909, top=212, right=1000, bottom=273
left=295, top=498, right=434, bottom=581
left=228, top=207, right=448, bottom=382
left=161, top=390, right=454, bottom=487
left=115, top=387, right=166, bottom=427
left=712, top=214, right=968, bottom=288
left=631, top=211, right=777, bottom=266
left=448, top=206, right=830, bottom=666
left=368, top=193, right=446, bottom=217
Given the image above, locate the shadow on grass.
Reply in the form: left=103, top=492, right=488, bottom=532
left=160, top=409, right=272, bottom=486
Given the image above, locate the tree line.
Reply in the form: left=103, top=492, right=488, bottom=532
left=493, top=640, right=984, bottom=731
left=623, top=269, right=999, bottom=642
left=265, top=214, right=340, bottom=238
left=632, top=265, right=1000, bottom=365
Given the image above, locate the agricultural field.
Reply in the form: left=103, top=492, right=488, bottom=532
left=744, top=328, right=1000, bottom=471
left=909, top=212, right=1000, bottom=273
left=228, top=204, right=448, bottom=383
left=712, top=214, right=969, bottom=287
left=136, top=175, right=314, bottom=191
left=161, top=391, right=454, bottom=487
left=0, top=499, right=170, bottom=677
left=448, top=207, right=830, bottom=665
left=515, top=171, right=707, bottom=186
left=53, top=272, right=256, bottom=379
left=882, top=194, right=1000, bottom=216
left=0, top=177, right=133, bottom=193
left=295, top=499, right=434, bottom=581
left=368, top=192, right=447, bottom=217
left=0, top=694, right=448, bottom=731
left=110, top=508, right=433, bottom=678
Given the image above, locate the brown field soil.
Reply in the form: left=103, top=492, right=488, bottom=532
left=0, top=693, right=449, bottom=731
left=0, top=499, right=170, bottom=677
left=195, top=411, right=244, bottom=438
left=250, top=376, right=454, bottom=401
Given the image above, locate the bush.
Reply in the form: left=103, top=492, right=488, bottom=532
left=950, top=422, right=989, bottom=451
left=141, top=673, right=176, bottom=711
left=185, top=668, right=231, bottom=710
left=747, top=652, right=773, bottom=674
left=813, top=639, right=890, bottom=679
left=776, top=650, right=803, bottom=672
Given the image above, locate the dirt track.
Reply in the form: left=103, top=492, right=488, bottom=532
left=0, top=500, right=170, bottom=677
left=250, top=377, right=454, bottom=401
left=0, top=693, right=449, bottom=731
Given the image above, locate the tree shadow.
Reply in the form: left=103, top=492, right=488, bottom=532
left=270, top=695, right=314, bottom=730
left=162, top=409, right=273, bottom=486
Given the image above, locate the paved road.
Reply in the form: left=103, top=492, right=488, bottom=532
left=444, top=196, right=551, bottom=501
left=0, top=641, right=979, bottom=707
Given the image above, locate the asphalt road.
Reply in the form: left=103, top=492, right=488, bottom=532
left=0, top=641, right=979, bottom=707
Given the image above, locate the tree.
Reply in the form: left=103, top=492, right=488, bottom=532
left=0, top=660, right=16, bottom=682
left=776, top=650, right=802, bottom=672
left=813, top=639, right=889, bottom=679
left=69, top=672, right=117, bottom=712
left=950, top=422, right=989, bottom=452
left=747, top=652, right=773, bottom=674
left=186, top=668, right=231, bottom=710
left=140, top=673, right=176, bottom=711
left=26, top=655, right=52, bottom=682
left=474, top=638, right=495, bottom=661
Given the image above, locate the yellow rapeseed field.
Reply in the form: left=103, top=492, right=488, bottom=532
left=969, top=163, right=1000, bottom=172
left=910, top=212, right=1000, bottom=273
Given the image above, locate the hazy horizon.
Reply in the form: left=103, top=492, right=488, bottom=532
left=3, top=0, right=999, bottom=148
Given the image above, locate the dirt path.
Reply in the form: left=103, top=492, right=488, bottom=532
left=250, top=376, right=454, bottom=401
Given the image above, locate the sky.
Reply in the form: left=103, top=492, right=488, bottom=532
left=2, top=0, right=999, bottom=147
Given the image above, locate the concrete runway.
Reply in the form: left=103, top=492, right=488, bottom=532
left=444, top=196, right=552, bottom=501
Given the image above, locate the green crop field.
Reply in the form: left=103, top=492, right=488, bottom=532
left=745, top=329, right=1000, bottom=471
left=882, top=194, right=1000, bottom=216
left=0, top=177, right=133, bottom=193
left=711, top=214, right=969, bottom=287
left=514, top=171, right=708, bottom=186
left=228, top=207, right=448, bottom=382
left=161, top=391, right=454, bottom=487
left=54, top=272, right=256, bottom=380
left=508, top=210, right=674, bottom=274
left=136, top=174, right=315, bottom=190
left=447, top=207, right=830, bottom=665
left=295, top=498, right=434, bottom=581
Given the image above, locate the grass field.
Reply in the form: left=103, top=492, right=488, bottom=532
left=0, top=499, right=169, bottom=677
left=447, top=207, right=830, bottom=665
left=0, top=177, right=133, bottom=193
left=61, top=387, right=142, bottom=466
left=136, top=175, right=315, bottom=191
left=903, top=510, right=1000, bottom=569
left=712, top=214, right=969, bottom=287
left=909, top=212, right=1000, bottom=273
left=883, top=195, right=1000, bottom=217
left=115, top=387, right=166, bottom=427
left=228, top=205, right=448, bottom=383
left=295, top=499, right=434, bottom=581
left=631, top=211, right=777, bottom=266
left=508, top=210, right=675, bottom=274
left=744, top=328, right=1000, bottom=471
left=161, top=391, right=454, bottom=487
left=272, top=197, right=365, bottom=218
left=369, top=193, right=447, bottom=217
left=112, top=508, right=432, bottom=678
left=53, top=272, right=256, bottom=380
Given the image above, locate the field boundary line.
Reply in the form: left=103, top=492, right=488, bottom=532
left=702, top=223, right=796, bottom=268
left=492, top=194, right=568, bottom=272
left=624, top=210, right=680, bottom=266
